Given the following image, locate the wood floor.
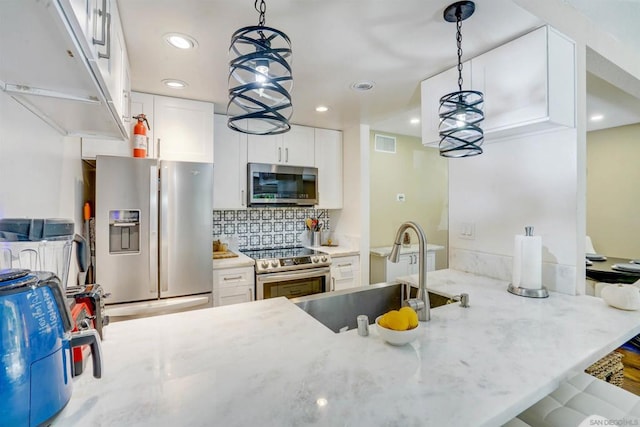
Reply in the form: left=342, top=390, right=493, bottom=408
left=617, top=347, right=640, bottom=396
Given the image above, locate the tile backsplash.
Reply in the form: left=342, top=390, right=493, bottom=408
left=213, top=208, right=330, bottom=250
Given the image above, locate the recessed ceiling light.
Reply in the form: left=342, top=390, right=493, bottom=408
left=315, top=105, right=329, bottom=112
left=590, top=114, right=604, bottom=121
left=350, top=81, right=375, bottom=91
left=162, top=79, right=188, bottom=89
left=164, top=33, right=198, bottom=49
left=410, top=118, right=420, bottom=125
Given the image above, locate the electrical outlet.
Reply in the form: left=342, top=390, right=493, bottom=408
left=459, top=222, right=475, bottom=240
left=396, top=193, right=406, bottom=202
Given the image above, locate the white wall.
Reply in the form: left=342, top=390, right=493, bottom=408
left=449, top=128, right=581, bottom=294
left=0, top=90, right=84, bottom=285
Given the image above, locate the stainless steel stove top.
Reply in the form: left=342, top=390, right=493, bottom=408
left=241, top=246, right=331, bottom=274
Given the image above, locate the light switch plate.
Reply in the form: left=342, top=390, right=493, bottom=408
left=459, top=222, right=475, bottom=240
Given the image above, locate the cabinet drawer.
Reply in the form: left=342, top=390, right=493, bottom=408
left=219, top=285, right=253, bottom=299
left=332, top=255, right=360, bottom=271
left=214, top=267, right=254, bottom=289
left=218, top=285, right=254, bottom=306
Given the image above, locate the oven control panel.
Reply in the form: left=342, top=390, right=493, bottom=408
left=255, top=254, right=332, bottom=273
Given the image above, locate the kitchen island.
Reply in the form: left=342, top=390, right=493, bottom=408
left=56, top=270, right=640, bottom=426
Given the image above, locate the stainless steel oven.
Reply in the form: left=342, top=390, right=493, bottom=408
left=256, top=267, right=331, bottom=299
left=240, top=247, right=332, bottom=300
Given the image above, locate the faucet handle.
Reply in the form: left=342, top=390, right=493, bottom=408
left=449, top=293, right=470, bottom=308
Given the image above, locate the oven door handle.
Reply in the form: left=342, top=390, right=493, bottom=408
left=256, top=267, right=331, bottom=284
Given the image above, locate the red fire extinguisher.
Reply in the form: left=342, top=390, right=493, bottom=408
left=132, top=114, right=151, bottom=158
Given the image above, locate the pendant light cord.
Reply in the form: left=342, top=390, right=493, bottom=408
left=456, top=9, right=464, bottom=92
left=255, top=0, right=266, bottom=26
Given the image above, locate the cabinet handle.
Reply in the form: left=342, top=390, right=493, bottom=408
left=92, top=0, right=107, bottom=47
left=285, top=147, right=289, bottom=163
left=157, top=138, right=161, bottom=158
left=278, top=147, right=282, bottom=162
left=97, top=11, right=111, bottom=59
left=241, top=190, right=245, bottom=207
left=337, top=263, right=352, bottom=268
left=248, top=287, right=254, bottom=301
left=331, top=277, right=335, bottom=292
left=223, top=276, right=243, bottom=281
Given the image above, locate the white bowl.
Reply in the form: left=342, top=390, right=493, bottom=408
left=375, top=315, right=421, bottom=346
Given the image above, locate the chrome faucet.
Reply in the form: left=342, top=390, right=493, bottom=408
left=388, top=221, right=431, bottom=322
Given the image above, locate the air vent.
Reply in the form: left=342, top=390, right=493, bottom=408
left=374, top=134, right=396, bottom=153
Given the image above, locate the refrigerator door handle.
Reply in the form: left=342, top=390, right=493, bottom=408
left=159, top=163, right=169, bottom=293
left=149, top=164, right=159, bottom=294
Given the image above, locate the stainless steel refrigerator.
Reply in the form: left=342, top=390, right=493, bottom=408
left=95, top=155, right=213, bottom=316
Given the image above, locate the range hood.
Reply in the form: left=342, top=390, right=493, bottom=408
left=0, top=0, right=127, bottom=139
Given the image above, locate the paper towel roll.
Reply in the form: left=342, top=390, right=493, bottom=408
left=512, top=234, right=542, bottom=289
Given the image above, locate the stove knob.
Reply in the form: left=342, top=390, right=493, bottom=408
left=271, top=260, right=279, bottom=268
left=321, top=256, right=328, bottom=263
left=261, top=261, right=269, bottom=269
left=311, top=257, right=318, bottom=263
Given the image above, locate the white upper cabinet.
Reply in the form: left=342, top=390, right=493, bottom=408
left=153, top=95, right=214, bottom=163
left=247, top=123, right=315, bottom=167
left=471, top=26, right=574, bottom=137
left=82, top=91, right=153, bottom=159
left=213, top=115, right=248, bottom=210
left=421, top=26, right=575, bottom=145
left=0, top=0, right=130, bottom=139
left=314, top=128, right=343, bottom=209
left=82, top=92, right=214, bottom=163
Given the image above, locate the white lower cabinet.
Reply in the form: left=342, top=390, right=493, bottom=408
left=213, top=266, right=255, bottom=306
left=370, top=251, right=435, bottom=284
left=330, top=255, right=360, bottom=291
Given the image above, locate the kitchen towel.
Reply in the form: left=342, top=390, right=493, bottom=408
left=512, top=233, right=542, bottom=289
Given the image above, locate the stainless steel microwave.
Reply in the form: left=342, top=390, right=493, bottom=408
left=247, top=163, right=318, bottom=206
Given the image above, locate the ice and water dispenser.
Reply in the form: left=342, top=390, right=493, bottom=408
left=108, top=210, right=140, bottom=254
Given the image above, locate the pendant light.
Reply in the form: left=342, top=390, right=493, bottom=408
left=439, top=1, right=484, bottom=158
left=227, top=0, right=293, bottom=135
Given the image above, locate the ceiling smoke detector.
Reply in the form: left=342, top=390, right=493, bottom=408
left=350, top=81, right=375, bottom=91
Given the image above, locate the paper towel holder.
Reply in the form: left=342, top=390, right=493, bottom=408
left=507, top=225, right=549, bottom=298
left=507, top=283, right=549, bottom=298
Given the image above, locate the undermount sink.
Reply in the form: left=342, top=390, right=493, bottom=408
left=291, top=282, right=450, bottom=333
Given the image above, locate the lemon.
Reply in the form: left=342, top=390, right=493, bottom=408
left=399, top=306, right=419, bottom=329
left=378, top=313, right=389, bottom=328
left=384, top=310, right=409, bottom=331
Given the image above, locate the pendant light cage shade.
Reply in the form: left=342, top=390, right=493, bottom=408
left=227, top=25, right=293, bottom=135
left=438, top=0, right=484, bottom=158
left=439, top=90, right=484, bottom=157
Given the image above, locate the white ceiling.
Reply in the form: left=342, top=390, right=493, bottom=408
left=117, top=0, right=640, bottom=138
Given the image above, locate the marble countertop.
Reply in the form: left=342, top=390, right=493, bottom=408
left=370, top=243, right=445, bottom=257
left=55, top=269, right=640, bottom=426
left=212, top=251, right=255, bottom=270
